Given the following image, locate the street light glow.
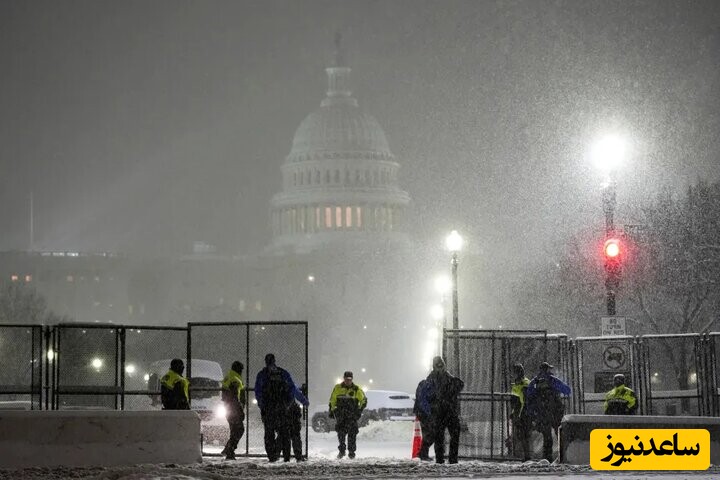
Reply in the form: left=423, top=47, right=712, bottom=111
left=434, top=275, right=451, bottom=295
left=445, top=230, right=463, bottom=252
left=91, top=358, right=103, bottom=370
left=591, top=134, right=626, bottom=172
left=430, top=304, right=444, bottom=321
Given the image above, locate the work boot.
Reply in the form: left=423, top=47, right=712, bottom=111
left=337, top=450, right=345, bottom=459
left=348, top=452, right=356, bottom=459
left=296, top=456, right=307, bottom=462
left=224, top=451, right=236, bottom=460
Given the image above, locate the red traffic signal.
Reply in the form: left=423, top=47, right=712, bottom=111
left=604, top=238, right=621, bottom=258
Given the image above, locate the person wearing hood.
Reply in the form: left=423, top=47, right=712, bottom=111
left=220, top=360, right=246, bottom=460
left=425, top=356, right=464, bottom=464
left=254, top=353, right=309, bottom=462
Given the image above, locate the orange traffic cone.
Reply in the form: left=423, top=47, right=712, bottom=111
left=411, top=416, right=423, bottom=459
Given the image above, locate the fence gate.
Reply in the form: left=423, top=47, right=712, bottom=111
left=188, top=321, right=308, bottom=457
left=639, top=333, right=705, bottom=416
left=0, top=324, right=44, bottom=409
left=570, top=335, right=639, bottom=415
left=443, top=329, right=569, bottom=460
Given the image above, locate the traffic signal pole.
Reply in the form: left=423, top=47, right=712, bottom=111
left=602, top=181, right=618, bottom=316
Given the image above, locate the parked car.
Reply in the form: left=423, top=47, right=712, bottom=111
left=311, top=389, right=414, bottom=432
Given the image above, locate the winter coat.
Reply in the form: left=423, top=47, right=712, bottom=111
left=160, top=370, right=190, bottom=410
left=329, top=382, right=367, bottom=424
left=221, top=368, right=245, bottom=413
left=604, top=385, right=637, bottom=415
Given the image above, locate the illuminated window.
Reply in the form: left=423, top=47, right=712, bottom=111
left=316, top=207, right=321, bottom=229
left=66, top=275, right=74, bottom=282
left=346, top=207, right=352, bottom=227
left=336, top=207, right=342, bottom=228
left=10, top=275, right=18, bottom=282
left=325, top=207, right=332, bottom=228
left=25, top=275, right=32, bottom=282
left=356, top=207, right=362, bottom=228
left=255, top=301, right=262, bottom=311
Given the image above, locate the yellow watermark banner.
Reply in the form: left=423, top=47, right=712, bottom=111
left=590, top=429, right=709, bottom=470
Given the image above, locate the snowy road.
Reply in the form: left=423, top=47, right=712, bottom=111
left=1, top=421, right=717, bottom=479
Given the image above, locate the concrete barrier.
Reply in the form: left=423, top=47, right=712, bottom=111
left=0, top=410, right=202, bottom=469
left=560, top=414, right=720, bottom=465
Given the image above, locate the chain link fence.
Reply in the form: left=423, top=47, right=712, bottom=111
left=0, top=324, right=44, bottom=410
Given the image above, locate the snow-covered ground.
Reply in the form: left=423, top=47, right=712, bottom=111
left=1, top=421, right=717, bottom=479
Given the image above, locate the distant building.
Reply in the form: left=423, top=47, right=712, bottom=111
left=0, top=50, right=425, bottom=393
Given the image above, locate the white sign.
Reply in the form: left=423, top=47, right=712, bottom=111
left=601, top=316, right=626, bottom=336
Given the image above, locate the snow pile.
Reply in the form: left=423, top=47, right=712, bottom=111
left=357, top=419, right=414, bottom=441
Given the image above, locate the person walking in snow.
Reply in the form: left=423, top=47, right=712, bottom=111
left=425, top=356, right=464, bottom=464
left=526, top=362, right=570, bottom=462
left=220, top=360, right=246, bottom=460
left=160, top=358, right=190, bottom=410
left=328, top=371, right=367, bottom=459
left=254, top=353, right=309, bottom=462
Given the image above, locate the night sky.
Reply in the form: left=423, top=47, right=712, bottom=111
left=2, top=0, right=719, bottom=268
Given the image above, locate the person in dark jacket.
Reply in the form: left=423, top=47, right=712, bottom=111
left=526, top=362, right=571, bottom=462
left=328, top=371, right=367, bottom=459
left=220, top=360, right=246, bottom=460
left=254, top=353, right=309, bottom=462
left=425, top=356, right=464, bottom=464
left=604, top=374, right=637, bottom=415
left=413, top=378, right=433, bottom=460
left=160, top=358, right=190, bottom=410
left=288, top=383, right=308, bottom=461
left=508, top=363, right=531, bottom=461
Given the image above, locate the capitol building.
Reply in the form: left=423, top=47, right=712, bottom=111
left=269, top=54, right=411, bottom=253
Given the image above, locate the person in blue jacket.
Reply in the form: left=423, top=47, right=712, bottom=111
left=413, top=378, right=434, bottom=461
left=254, top=353, right=309, bottom=462
left=526, top=362, right=571, bottom=462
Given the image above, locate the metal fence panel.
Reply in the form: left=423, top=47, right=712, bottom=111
left=121, top=326, right=188, bottom=411
left=189, top=321, right=308, bottom=457
left=443, top=329, right=569, bottom=460
left=54, top=324, right=119, bottom=410
left=640, top=334, right=703, bottom=416
left=572, top=336, right=638, bottom=415
left=0, top=325, right=43, bottom=410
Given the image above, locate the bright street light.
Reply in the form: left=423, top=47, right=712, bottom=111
left=591, top=134, right=626, bottom=173
left=445, top=230, right=463, bottom=253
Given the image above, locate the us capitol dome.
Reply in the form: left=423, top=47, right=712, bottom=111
left=269, top=52, right=411, bottom=253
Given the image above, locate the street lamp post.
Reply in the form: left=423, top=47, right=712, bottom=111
left=445, top=230, right=463, bottom=374
left=592, top=135, right=625, bottom=316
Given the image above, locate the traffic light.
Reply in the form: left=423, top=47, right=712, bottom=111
left=604, top=238, right=621, bottom=260
left=603, top=237, right=623, bottom=316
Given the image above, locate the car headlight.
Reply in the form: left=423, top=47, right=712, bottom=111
left=214, top=404, right=227, bottom=419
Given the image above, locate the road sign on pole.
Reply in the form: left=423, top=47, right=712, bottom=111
left=601, top=316, right=626, bottom=336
